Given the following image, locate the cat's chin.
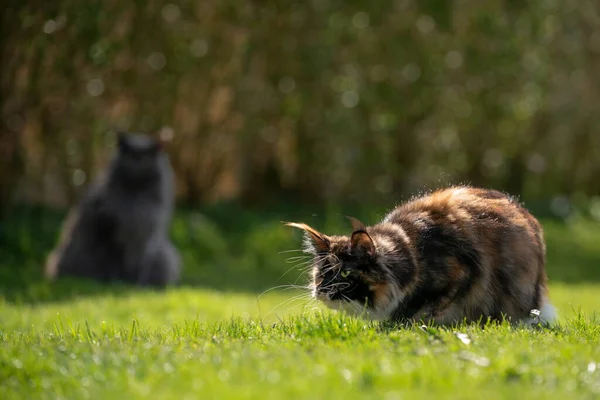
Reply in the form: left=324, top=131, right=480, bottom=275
left=320, top=299, right=381, bottom=321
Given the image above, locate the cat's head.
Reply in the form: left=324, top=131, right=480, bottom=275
left=115, top=131, right=165, bottom=178
left=285, top=217, right=405, bottom=320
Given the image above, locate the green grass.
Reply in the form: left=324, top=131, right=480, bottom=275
left=1, top=205, right=600, bottom=399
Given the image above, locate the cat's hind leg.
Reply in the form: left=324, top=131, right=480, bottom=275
left=138, top=240, right=181, bottom=287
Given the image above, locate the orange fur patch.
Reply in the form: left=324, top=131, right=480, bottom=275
left=370, top=283, right=389, bottom=306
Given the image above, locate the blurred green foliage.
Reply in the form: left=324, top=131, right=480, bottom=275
left=1, top=203, right=600, bottom=303
left=2, top=0, right=600, bottom=213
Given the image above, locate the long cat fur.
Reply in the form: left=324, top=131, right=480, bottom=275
left=45, top=132, right=181, bottom=287
left=285, top=186, right=557, bottom=326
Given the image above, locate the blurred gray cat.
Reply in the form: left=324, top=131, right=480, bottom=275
left=45, top=132, right=181, bottom=287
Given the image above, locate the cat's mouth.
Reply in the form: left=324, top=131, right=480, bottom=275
left=313, top=291, right=330, bottom=303
left=319, top=296, right=379, bottom=320
left=312, top=285, right=385, bottom=320
left=312, top=287, right=346, bottom=302
left=313, top=291, right=344, bottom=311
left=312, top=288, right=363, bottom=308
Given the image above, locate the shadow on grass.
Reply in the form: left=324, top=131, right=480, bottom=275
left=0, top=202, right=324, bottom=305
left=1, top=202, right=599, bottom=305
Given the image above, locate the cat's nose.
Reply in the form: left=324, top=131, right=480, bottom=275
left=319, top=285, right=342, bottom=300
left=316, top=285, right=335, bottom=298
left=316, top=285, right=329, bottom=295
left=314, top=286, right=331, bottom=301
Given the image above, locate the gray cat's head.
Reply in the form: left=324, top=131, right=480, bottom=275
left=114, top=132, right=167, bottom=179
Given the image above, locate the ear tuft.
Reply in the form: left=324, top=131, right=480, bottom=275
left=346, top=216, right=367, bottom=232
left=284, top=222, right=330, bottom=253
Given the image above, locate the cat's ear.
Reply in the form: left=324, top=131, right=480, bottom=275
left=346, top=216, right=366, bottom=232
left=350, top=230, right=375, bottom=257
left=116, top=131, right=128, bottom=150
left=347, top=216, right=375, bottom=256
left=284, top=222, right=330, bottom=253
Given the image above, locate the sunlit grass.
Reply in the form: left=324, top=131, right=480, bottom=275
left=1, top=282, right=600, bottom=399
left=1, top=208, right=600, bottom=399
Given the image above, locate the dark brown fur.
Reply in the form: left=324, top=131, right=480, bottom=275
left=285, top=186, right=556, bottom=326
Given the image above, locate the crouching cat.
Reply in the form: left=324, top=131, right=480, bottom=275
left=286, top=186, right=557, bottom=326
left=45, top=132, right=181, bottom=287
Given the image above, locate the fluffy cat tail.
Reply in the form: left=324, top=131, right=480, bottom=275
left=44, top=209, right=79, bottom=281
left=521, top=298, right=558, bottom=327
left=538, top=300, right=558, bottom=325
left=44, top=250, right=60, bottom=280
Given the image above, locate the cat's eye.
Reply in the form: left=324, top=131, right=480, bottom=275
left=340, top=270, right=351, bottom=278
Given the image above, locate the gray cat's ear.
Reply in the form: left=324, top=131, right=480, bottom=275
left=116, top=131, right=128, bottom=148
left=284, top=222, right=330, bottom=253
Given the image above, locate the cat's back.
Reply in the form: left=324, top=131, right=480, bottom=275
left=386, top=186, right=540, bottom=235
left=386, top=185, right=545, bottom=261
left=384, top=186, right=548, bottom=323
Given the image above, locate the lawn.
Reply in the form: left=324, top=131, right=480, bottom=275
left=1, top=205, right=600, bottom=399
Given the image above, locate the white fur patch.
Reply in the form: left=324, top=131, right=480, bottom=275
left=521, top=299, right=558, bottom=327
left=538, top=301, right=558, bottom=324
left=372, top=283, right=404, bottom=321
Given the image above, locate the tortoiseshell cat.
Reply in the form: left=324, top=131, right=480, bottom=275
left=286, top=186, right=556, bottom=326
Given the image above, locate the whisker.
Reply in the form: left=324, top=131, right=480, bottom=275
left=264, top=293, right=313, bottom=317
left=345, top=298, right=365, bottom=317
left=287, top=259, right=316, bottom=271
left=257, top=284, right=308, bottom=301
left=293, top=269, right=313, bottom=285
left=322, top=262, right=342, bottom=275
left=278, top=249, right=307, bottom=255
left=275, top=264, right=311, bottom=284
left=284, top=255, right=311, bottom=262
left=322, top=282, right=352, bottom=290
left=284, top=299, right=319, bottom=316
left=276, top=257, right=325, bottom=284
left=276, top=254, right=328, bottom=285
left=267, top=293, right=310, bottom=311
